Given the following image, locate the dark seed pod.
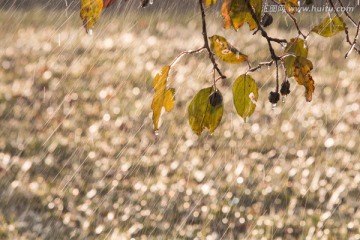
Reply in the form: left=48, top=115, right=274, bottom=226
left=268, top=91, right=280, bottom=104
left=209, top=90, right=223, bottom=107
left=280, top=80, right=291, bottom=96
left=141, top=0, right=150, bottom=8
left=261, top=13, right=273, bottom=28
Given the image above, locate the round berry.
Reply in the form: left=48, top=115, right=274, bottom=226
left=268, top=91, right=280, bottom=104
left=261, top=13, right=273, bottom=27
left=209, top=90, right=223, bottom=107
left=280, top=80, right=291, bottom=96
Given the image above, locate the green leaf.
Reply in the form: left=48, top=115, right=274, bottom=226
left=283, top=38, right=308, bottom=77
left=203, top=0, right=217, bottom=7
left=222, top=0, right=262, bottom=31
left=151, top=66, right=174, bottom=131
left=232, top=74, right=258, bottom=121
left=209, top=35, right=248, bottom=64
left=312, top=16, right=346, bottom=37
left=80, top=0, right=104, bottom=33
left=188, top=87, right=223, bottom=135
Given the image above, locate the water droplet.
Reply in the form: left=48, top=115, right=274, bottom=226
left=154, top=130, right=159, bottom=136
left=87, top=29, right=93, bottom=35
left=282, top=96, right=286, bottom=103
left=149, top=0, right=153, bottom=4
left=271, top=103, right=277, bottom=110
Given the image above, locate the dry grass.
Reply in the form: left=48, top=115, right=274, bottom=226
left=0, top=7, right=360, bottom=240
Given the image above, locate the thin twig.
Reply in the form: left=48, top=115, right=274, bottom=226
left=286, top=11, right=306, bottom=38
left=270, top=0, right=306, bottom=39
left=245, top=0, right=280, bottom=60
left=337, top=0, right=357, bottom=27
left=275, top=60, right=279, bottom=92
left=169, top=47, right=206, bottom=67
left=345, top=21, right=360, bottom=58
left=199, top=0, right=226, bottom=80
left=247, top=60, right=274, bottom=73
left=328, top=0, right=360, bottom=57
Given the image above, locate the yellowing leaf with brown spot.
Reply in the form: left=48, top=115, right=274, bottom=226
left=80, top=0, right=103, bottom=33
left=209, top=35, right=248, bottom=64
left=293, top=57, right=315, bottom=102
left=151, top=66, right=175, bottom=131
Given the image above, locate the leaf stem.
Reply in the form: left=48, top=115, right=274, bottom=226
left=246, top=60, right=274, bottom=73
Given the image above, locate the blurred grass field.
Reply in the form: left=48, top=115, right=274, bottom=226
left=1, top=5, right=360, bottom=240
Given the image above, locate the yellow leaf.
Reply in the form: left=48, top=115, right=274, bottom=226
left=209, top=35, right=248, bottom=64
left=151, top=66, right=175, bottom=131
left=221, top=0, right=232, bottom=29
left=293, top=57, right=315, bottom=102
left=279, top=0, right=299, bottom=14
left=203, top=0, right=217, bottom=7
left=80, top=0, right=103, bottom=33
left=222, top=0, right=262, bottom=31
left=164, top=88, right=175, bottom=112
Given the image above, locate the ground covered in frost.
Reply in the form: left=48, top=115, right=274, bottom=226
left=1, top=6, right=360, bottom=240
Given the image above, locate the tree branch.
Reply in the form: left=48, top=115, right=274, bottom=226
left=169, top=47, right=206, bottom=67
left=247, top=60, right=274, bottom=73
left=245, top=0, right=280, bottom=61
left=328, top=0, right=360, bottom=58
left=270, top=0, right=306, bottom=39
left=198, top=0, right=226, bottom=80
left=336, top=0, right=357, bottom=27
left=345, top=21, right=360, bottom=58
